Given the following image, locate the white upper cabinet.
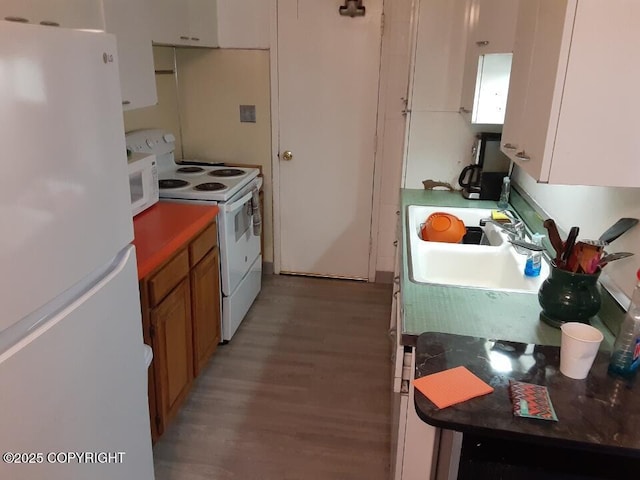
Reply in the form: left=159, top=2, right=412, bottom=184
left=216, top=0, right=270, bottom=49
left=459, top=0, right=518, bottom=123
left=411, top=0, right=468, bottom=112
left=0, top=0, right=103, bottom=29
left=2, top=0, right=157, bottom=111
left=152, top=0, right=190, bottom=46
left=151, top=0, right=218, bottom=47
left=501, top=0, right=640, bottom=187
left=103, top=0, right=158, bottom=110
left=188, top=0, right=218, bottom=47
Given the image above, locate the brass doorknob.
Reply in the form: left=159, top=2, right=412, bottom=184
left=281, top=150, right=293, bottom=161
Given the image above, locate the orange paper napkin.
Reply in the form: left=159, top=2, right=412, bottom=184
left=414, top=366, right=494, bottom=409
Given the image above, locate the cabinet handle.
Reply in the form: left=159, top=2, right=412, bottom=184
left=4, top=16, right=29, bottom=23
left=393, top=291, right=399, bottom=299
left=179, top=35, right=189, bottom=40
left=515, top=150, right=531, bottom=161
left=40, top=20, right=60, bottom=27
left=396, top=210, right=400, bottom=216
left=503, top=143, right=517, bottom=150
left=122, top=100, right=131, bottom=106
left=476, top=40, right=490, bottom=46
left=459, top=107, right=471, bottom=114
left=393, top=275, right=400, bottom=285
left=401, top=109, right=411, bottom=116
left=393, top=240, right=398, bottom=247
left=191, top=37, right=200, bottom=41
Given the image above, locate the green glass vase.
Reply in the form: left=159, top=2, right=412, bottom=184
left=538, top=263, right=601, bottom=328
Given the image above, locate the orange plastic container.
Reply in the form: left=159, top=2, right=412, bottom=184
left=421, top=212, right=466, bottom=243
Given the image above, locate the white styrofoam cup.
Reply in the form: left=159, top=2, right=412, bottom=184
left=560, top=322, right=604, bottom=379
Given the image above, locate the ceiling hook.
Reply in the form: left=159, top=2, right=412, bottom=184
left=339, top=0, right=366, bottom=17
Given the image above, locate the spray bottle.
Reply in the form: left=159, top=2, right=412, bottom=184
left=524, top=233, right=545, bottom=277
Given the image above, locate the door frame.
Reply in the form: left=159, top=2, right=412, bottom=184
left=269, top=0, right=282, bottom=275
left=269, top=0, right=385, bottom=281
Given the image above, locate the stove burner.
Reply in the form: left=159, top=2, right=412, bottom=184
left=177, top=166, right=205, bottom=174
left=209, top=168, right=245, bottom=178
left=159, top=179, right=190, bottom=189
left=194, top=182, right=227, bottom=192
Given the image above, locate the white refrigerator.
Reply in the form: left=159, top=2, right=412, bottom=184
left=0, top=23, right=154, bottom=479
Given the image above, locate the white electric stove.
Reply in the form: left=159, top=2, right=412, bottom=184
left=126, top=129, right=262, bottom=342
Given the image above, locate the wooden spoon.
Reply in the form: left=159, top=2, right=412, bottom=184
left=561, top=226, right=579, bottom=265
left=543, top=219, right=564, bottom=265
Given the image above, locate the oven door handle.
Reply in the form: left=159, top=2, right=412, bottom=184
left=223, top=191, right=254, bottom=214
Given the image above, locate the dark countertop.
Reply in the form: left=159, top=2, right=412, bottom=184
left=413, top=332, right=640, bottom=458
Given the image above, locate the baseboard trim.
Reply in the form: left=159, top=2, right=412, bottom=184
left=375, top=270, right=394, bottom=284
left=262, top=261, right=274, bottom=275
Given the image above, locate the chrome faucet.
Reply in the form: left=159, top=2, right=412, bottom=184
left=479, top=214, right=525, bottom=241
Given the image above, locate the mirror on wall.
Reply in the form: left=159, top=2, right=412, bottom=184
left=471, top=53, right=512, bottom=124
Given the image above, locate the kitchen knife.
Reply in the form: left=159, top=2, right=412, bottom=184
left=543, top=219, right=564, bottom=264
left=598, top=251, right=634, bottom=267
left=598, top=218, right=639, bottom=244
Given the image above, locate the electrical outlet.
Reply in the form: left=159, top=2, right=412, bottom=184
left=239, top=105, right=256, bottom=123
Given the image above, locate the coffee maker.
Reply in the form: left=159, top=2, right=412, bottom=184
left=458, top=132, right=512, bottom=200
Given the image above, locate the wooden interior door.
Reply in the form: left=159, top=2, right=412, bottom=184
left=276, top=0, right=383, bottom=279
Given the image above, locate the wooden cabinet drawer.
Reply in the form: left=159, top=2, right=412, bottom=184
left=189, top=220, right=217, bottom=267
left=148, top=248, right=190, bottom=306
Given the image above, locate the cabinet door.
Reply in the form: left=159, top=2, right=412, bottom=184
left=151, top=279, right=194, bottom=431
left=151, top=0, right=190, bottom=45
left=191, top=248, right=221, bottom=375
left=517, top=0, right=573, bottom=181
left=216, top=0, right=269, bottom=48
left=1, top=0, right=103, bottom=29
left=472, top=0, right=518, bottom=54
left=411, top=0, right=468, bottom=112
left=138, top=281, right=160, bottom=443
left=551, top=0, right=640, bottom=187
left=500, top=0, right=540, bottom=165
left=460, top=0, right=518, bottom=121
left=103, top=0, right=158, bottom=110
left=188, top=0, right=218, bottom=47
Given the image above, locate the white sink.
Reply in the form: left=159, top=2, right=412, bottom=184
left=407, top=205, right=549, bottom=293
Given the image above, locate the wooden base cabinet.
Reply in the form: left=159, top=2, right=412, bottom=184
left=139, top=218, right=221, bottom=442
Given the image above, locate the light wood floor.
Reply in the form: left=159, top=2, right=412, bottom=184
left=153, top=274, right=394, bottom=480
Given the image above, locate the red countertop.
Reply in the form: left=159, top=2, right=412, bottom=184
left=132, top=202, right=219, bottom=280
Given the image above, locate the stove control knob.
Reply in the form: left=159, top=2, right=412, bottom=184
left=281, top=150, right=293, bottom=161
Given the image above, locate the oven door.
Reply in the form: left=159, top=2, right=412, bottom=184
left=218, top=186, right=261, bottom=296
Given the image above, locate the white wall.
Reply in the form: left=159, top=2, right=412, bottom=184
left=513, top=167, right=640, bottom=299
left=403, top=0, right=479, bottom=190
left=373, top=0, right=415, bottom=275
left=176, top=48, right=274, bottom=263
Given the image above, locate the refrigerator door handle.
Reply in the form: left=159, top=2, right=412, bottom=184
left=0, top=246, right=134, bottom=358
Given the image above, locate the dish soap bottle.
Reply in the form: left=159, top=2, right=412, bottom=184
left=524, top=233, right=544, bottom=277
left=497, top=176, right=510, bottom=209
left=608, top=269, right=640, bottom=378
